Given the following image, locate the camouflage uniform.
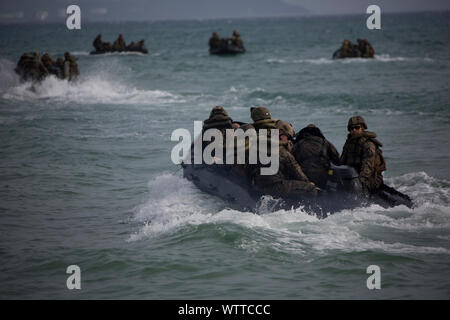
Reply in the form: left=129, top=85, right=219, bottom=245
left=202, top=106, right=234, bottom=161
left=16, top=52, right=49, bottom=82
left=340, top=116, right=386, bottom=195
left=357, top=38, right=375, bottom=58
left=56, top=58, right=65, bottom=79
left=202, top=106, right=234, bottom=137
left=202, top=106, right=252, bottom=180
left=113, top=34, right=126, bottom=51
left=93, top=34, right=104, bottom=51
left=41, top=53, right=60, bottom=78
left=231, top=30, right=243, bottom=48
left=249, top=107, right=316, bottom=198
left=340, top=40, right=354, bottom=58
left=293, top=124, right=340, bottom=189
left=209, top=32, right=220, bottom=49
left=274, top=120, right=295, bottom=153
left=15, top=53, right=32, bottom=81
left=63, top=52, right=80, bottom=81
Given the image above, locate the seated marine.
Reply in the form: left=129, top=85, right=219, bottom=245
left=41, top=53, right=62, bottom=78
left=274, top=120, right=295, bottom=153
left=209, top=32, right=221, bottom=49
left=340, top=116, right=386, bottom=196
left=357, top=38, right=375, bottom=58
left=15, top=52, right=49, bottom=82
left=112, top=34, right=126, bottom=51
left=93, top=34, right=104, bottom=51
left=202, top=105, right=234, bottom=155
left=15, top=52, right=33, bottom=81
left=63, top=52, right=80, bottom=81
left=249, top=106, right=318, bottom=198
left=292, top=124, right=340, bottom=189
left=231, top=30, right=243, bottom=48
left=202, top=106, right=253, bottom=181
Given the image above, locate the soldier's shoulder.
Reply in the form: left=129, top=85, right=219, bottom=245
left=362, top=138, right=376, bottom=149
left=279, top=143, right=293, bottom=156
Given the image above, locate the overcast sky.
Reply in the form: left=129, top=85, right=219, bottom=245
left=1, top=0, right=449, bottom=23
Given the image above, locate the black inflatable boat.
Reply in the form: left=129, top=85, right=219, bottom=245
left=209, top=44, right=246, bottom=55
left=182, top=162, right=413, bottom=218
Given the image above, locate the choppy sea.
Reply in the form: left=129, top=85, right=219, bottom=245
left=0, top=12, right=449, bottom=299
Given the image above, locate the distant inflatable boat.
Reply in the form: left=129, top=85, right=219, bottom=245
left=209, top=44, right=246, bottom=55
left=89, top=48, right=148, bottom=55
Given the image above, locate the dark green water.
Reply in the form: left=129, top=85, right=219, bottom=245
left=0, top=12, right=449, bottom=299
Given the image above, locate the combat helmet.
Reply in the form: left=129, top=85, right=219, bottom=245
left=275, top=120, right=295, bottom=139
left=64, top=51, right=78, bottom=61
left=250, top=106, right=271, bottom=122
left=41, top=53, right=52, bottom=62
left=209, top=106, right=229, bottom=118
left=347, top=115, right=367, bottom=131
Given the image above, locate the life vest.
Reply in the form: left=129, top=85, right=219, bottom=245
left=295, top=135, right=330, bottom=171
left=342, top=131, right=386, bottom=186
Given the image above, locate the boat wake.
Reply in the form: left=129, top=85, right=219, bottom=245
left=0, top=58, right=183, bottom=106
left=129, top=171, right=450, bottom=256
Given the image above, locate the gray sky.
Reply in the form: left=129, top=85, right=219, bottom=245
left=1, top=0, right=449, bottom=23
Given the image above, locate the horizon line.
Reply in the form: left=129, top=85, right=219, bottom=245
left=0, top=9, right=449, bottom=25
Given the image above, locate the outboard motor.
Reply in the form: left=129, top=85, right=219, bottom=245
left=326, top=164, right=363, bottom=195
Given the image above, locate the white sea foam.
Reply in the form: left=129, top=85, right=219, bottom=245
left=293, top=58, right=333, bottom=65
left=267, top=57, right=332, bottom=65
left=70, top=51, right=90, bottom=56
left=266, top=58, right=287, bottom=64
left=3, top=76, right=182, bottom=105
left=71, top=51, right=147, bottom=57
left=266, top=55, right=434, bottom=65
left=0, top=59, right=183, bottom=105
left=129, top=172, right=450, bottom=257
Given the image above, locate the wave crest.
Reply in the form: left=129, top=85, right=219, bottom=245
left=0, top=58, right=183, bottom=105
left=129, top=172, right=450, bottom=257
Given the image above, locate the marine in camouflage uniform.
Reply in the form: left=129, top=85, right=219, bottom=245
left=202, top=106, right=252, bottom=180
left=357, top=38, right=375, bottom=58
left=113, top=34, right=126, bottom=51
left=250, top=107, right=317, bottom=198
left=15, top=52, right=49, bottom=82
left=15, top=52, right=33, bottom=81
left=56, top=57, right=65, bottom=79
left=201, top=106, right=234, bottom=161
left=231, top=30, right=243, bottom=48
left=340, top=40, right=355, bottom=58
left=202, top=106, right=234, bottom=137
left=274, top=120, right=295, bottom=153
left=41, top=53, right=61, bottom=78
left=93, top=34, right=104, bottom=52
left=63, top=52, right=80, bottom=81
left=293, top=124, right=340, bottom=189
left=340, top=116, right=386, bottom=195
left=209, top=32, right=221, bottom=49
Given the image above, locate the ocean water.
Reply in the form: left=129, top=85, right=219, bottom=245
left=0, top=12, right=449, bottom=299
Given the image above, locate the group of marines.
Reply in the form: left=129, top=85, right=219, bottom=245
left=333, top=38, right=375, bottom=59
left=92, top=34, right=148, bottom=53
left=201, top=106, right=386, bottom=199
left=209, top=30, right=244, bottom=50
left=15, top=51, right=79, bottom=82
